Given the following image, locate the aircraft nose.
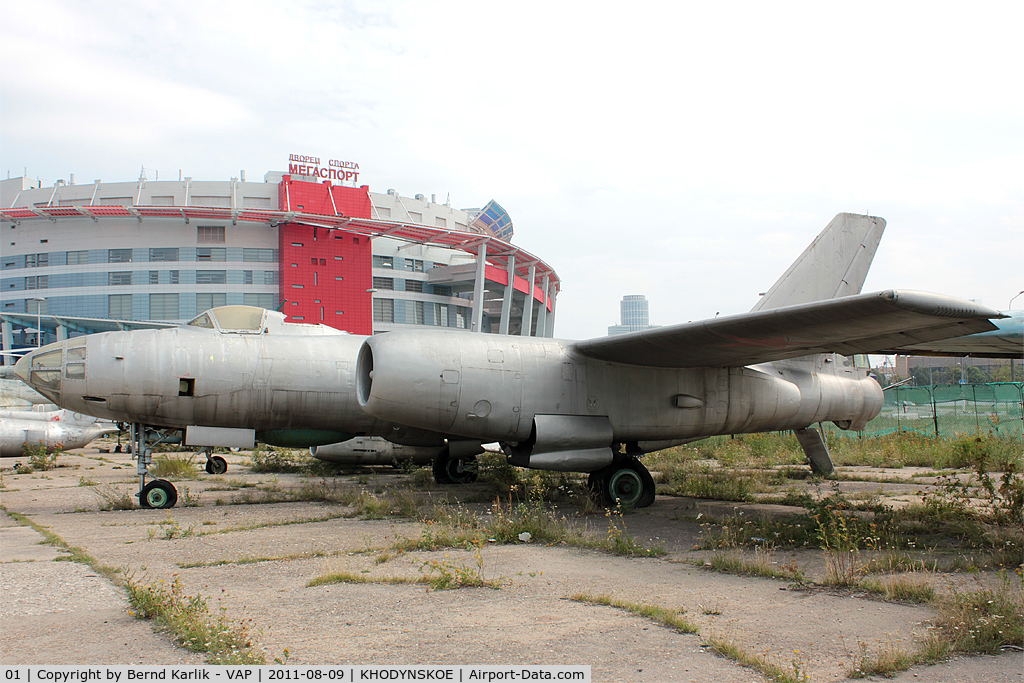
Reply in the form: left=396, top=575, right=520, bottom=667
left=13, top=341, right=64, bottom=400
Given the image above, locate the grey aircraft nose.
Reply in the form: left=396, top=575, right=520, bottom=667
left=12, top=341, right=64, bottom=403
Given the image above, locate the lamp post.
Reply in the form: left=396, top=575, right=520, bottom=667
left=1010, top=291, right=1023, bottom=383
left=30, top=297, right=46, bottom=348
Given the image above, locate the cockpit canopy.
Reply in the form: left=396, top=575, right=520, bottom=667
left=187, top=305, right=267, bottom=333
left=185, top=305, right=346, bottom=336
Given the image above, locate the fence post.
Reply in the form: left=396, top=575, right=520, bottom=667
left=932, top=385, right=939, bottom=438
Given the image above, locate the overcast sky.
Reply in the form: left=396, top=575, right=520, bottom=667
left=2, top=1, right=1021, bottom=339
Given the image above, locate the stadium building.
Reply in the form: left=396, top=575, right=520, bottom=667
left=0, top=164, right=559, bottom=358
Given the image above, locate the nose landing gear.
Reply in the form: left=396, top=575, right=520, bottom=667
left=130, top=423, right=178, bottom=509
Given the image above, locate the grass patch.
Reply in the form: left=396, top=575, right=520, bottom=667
left=928, top=573, right=1024, bottom=654
left=93, top=484, right=136, bottom=511
left=24, top=443, right=60, bottom=471
left=699, top=548, right=807, bottom=584
left=570, top=592, right=698, bottom=634
left=125, top=574, right=265, bottom=664
left=705, top=635, right=810, bottom=683
left=148, top=454, right=200, bottom=479
left=307, top=571, right=424, bottom=587
left=859, top=575, right=936, bottom=603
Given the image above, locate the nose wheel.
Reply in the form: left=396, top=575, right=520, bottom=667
left=201, top=448, right=228, bottom=474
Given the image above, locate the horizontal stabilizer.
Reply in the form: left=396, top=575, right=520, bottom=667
left=572, top=290, right=1004, bottom=368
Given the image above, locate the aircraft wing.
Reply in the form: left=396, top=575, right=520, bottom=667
left=883, top=310, right=1023, bottom=359
left=572, top=290, right=1004, bottom=368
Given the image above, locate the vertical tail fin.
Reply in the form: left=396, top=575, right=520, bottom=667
left=751, top=213, right=886, bottom=312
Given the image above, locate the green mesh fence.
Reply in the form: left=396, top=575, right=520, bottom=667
left=852, top=382, right=1024, bottom=439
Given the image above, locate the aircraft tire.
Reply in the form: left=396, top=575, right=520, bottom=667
left=589, top=459, right=655, bottom=509
left=207, top=456, right=228, bottom=475
left=432, top=448, right=478, bottom=484
left=139, top=479, right=178, bottom=509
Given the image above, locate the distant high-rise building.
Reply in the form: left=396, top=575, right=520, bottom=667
left=608, top=294, right=657, bottom=336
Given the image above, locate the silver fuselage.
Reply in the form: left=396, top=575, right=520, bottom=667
left=0, top=409, right=119, bottom=456
left=14, top=323, right=443, bottom=448
left=356, top=331, right=883, bottom=460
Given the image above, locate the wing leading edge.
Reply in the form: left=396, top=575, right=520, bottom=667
left=572, top=290, right=1005, bottom=368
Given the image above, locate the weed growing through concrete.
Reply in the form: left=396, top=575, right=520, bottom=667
left=570, top=593, right=698, bottom=634
left=419, top=544, right=507, bottom=590
left=699, top=548, right=807, bottom=584
left=148, top=454, right=200, bottom=479
left=307, top=571, right=425, bottom=587
left=23, top=443, right=59, bottom=471
left=93, top=484, right=136, bottom=511
left=125, top=573, right=265, bottom=664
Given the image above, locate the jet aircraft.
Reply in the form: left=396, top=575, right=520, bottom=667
left=12, top=213, right=1004, bottom=508
left=0, top=408, right=119, bottom=457
left=353, top=213, right=1004, bottom=507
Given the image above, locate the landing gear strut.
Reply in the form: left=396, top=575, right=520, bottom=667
left=130, top=423, right=178, bottom=509
left=200, top=447, right=228, bottom=474
left=588, top=456, right=656, bottom=508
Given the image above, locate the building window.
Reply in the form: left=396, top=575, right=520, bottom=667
left=434, top=303, right=449, bottom=327
left=149, top=247, right=179, bottom=262
left=26, top=253, right=50, bottom=267
left=243, top=248, right=275, bottom=262
left=108, top=249, right=132, bottom=263
left=405, top=280, right=423, bottom=293
left=408, top=212, right=422, bottom=222
left=196, top=293, right=226, bottom=311
left=196, top=247, right=226, bottom=261
left=67, top=250, right=89, bottom=265
left=109, top=294, right=132, bottom=319
left=25, top=275, right=48, bottom=290
left=376, top=206, right=392, bottom=218
left=196, top=270, right=226, bottom=284
left=150, top=271, right=159, bottom=285
left=433, top=285, right=452, bottom=297
left=264, top=271, right=278, bottom=285
left=170, top=270, right=179, bottom=285
left=243, top=270, right=253, bottom=285
left=109, top=271, right=132, bottom=286
left=405, top=259, right=425, bottom=272
left=373, top=298, right=394, bottom=323
left=372, top=277, right=394, bottom=290
left=151, top=293, right=180, bottom=320
left=198, top=226, right=225, bottom=244
left=435, top=217, right=446, bottom=227
left=372, top=255, right=393, bottom=269
left=456, top=307, right=468, bottom=329
left=26, top=298, right=48, bottom=314
left=413, top=300, right=425, bottom=324
left=243, top=293, right=276, bottom=309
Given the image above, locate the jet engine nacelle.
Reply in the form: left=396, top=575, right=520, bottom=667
left=355, top=330, right=865, bottom=465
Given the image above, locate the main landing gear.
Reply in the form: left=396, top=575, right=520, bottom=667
left=432, top=445, right=479, bottom=484
left=588, top=456, right=656, bottom=509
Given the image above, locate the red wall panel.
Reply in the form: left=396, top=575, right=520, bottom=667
left=277, top=178, right=373, bottom=333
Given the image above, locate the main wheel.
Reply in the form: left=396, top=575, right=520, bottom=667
left=139, top=479, right=178, bottom=509
left=432, top=448, right=478, bottom=484
left=206, top=455, right=228, bottom=474
left=590, top=459, right=656, bottom=508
